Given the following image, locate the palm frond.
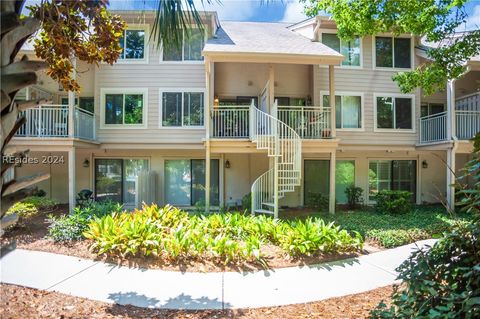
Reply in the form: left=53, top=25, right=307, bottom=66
left=151, top=0, right=220, bottom=51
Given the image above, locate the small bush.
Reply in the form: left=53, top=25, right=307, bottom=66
left=33, top=189, right=47, bottom=197
left=47, top=200, right=122, bottom=242
left=374, top=190, right=412, bottom=215
left=6, top=196, right=57, bottom=220
left=21, top=196, right=57, bottom=210
left=345, top=185, right=363, bottom=209
left=306, top=192, right=329, bottom=209
left=241, top=193, right=251, bottom=212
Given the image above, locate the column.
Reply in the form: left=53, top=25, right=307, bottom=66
left=204, top=59, right=214, bottom=213
left=446, top=80, right=456, bottom=211
left=268, top=65, right=275, bottom=110
left=329, top=65, right=336, bottom=137
left=205, top=141, right=211, bottom=213
left=68, top=58, right=77, bottom=137
left=446, top=148, right=456, bottom=211
left=329, top=151, right=336, bottom=214
left=68, top=148, right=76, bottom=213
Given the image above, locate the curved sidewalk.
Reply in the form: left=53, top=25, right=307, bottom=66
left=0, top=239, right=436, bottom=310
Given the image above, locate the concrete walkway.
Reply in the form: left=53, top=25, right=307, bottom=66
left=0, top=239, right=436, bottom=310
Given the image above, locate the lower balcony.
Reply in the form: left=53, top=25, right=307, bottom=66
left=15, top=104, right=96, bottom=141
left=211, top=106, right=332, bottom=139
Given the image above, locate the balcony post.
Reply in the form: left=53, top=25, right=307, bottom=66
left=68, top=148, right=76, bottom=213
left=329, top=150, right=336, bottom=214
left=205, top=58, right=214, bottom=213
left=68, top=58, right=77, bottom=137
left=446, top=79, right=456, bottom=140
left=446, top=79, right=456, bottom=211
left=329, top=65, right=336, bottom=137
left=268, top=65, right=275, bottom=112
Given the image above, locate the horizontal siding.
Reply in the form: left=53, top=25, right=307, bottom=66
left=314, top=36, right=421, bottom=146
left=95, top=26, right=206, bottom=144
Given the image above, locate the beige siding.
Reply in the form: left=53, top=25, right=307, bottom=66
left=314, top=35, right=422, bottom=146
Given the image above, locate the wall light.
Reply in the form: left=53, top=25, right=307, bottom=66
left=422, top=160, right=428, bottom=169
left=83, top=159, right=90, bottom=168
left=225, top=160, right=231, bottom=169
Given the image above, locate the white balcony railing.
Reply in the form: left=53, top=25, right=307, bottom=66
left=419, top=111, right=448, bottom=144
left=16, top=105, right=95, bottom=140
left=276, top=106, right=332, bottom=139
left=212, top=106, right=250, bottom=138
left=456, top=110, right=480, bottom=140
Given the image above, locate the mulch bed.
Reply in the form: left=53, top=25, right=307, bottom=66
left=0, top=283, right=393, bottom=319
left=1, top=208, right=382, bottom=273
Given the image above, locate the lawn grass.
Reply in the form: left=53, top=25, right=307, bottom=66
left=311, top=206, right=472, bottom=248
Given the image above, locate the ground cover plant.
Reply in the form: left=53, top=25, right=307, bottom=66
left=84, top=204, right=363, bottom=265
left=316, top=206, right=471, bottom=248
left=6, top=196, right=57, bottom=220
left=47, top=201, right=122, bottom=242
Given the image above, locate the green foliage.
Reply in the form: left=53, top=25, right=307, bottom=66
left=457, top=133, right=480, bottom=216
left=47, top=201, right=122, bottom=242
left=84, top=204, right=363, bottom=264
left=305, top=192, right=329, bottom=209
left=242, top=193, right=251, bottom=212
left=370, top=221, right=480, bottom=318
left=345, top=185, right=363, bottom=209
left=318, top=207, right=471, bottom=248
left=301, top=0, right=480, bottom=95
left=6, top=196, right=57, bottom=220
left=374, top=190, right=412, bottom=215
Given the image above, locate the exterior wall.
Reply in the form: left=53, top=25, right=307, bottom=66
left=314, top=35, right=422, bottom=146
left=214, top=63, right=312, bottom=100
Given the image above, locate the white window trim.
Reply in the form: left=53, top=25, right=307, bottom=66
left=100, top=88, right=148, bottom=129
left=159, top=28, right=207, bottom=64
left=320, top=90, right=365, bottom=131
left=158, top=88, right=206, bottom=129
left=366, top=158, right=419, bottom=205
left=372, top=35, right=414, bottom=71
left=115, top=24, right=150, bottom=64
left=373, top=93, right=416, bottom=133
left=319, top=29, right=363, bottom=69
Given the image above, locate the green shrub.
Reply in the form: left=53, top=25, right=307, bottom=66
left=374, top=190, right=412, bottom=215
left=305, top=192, right=329, bottom=209
left=241, top=193, right=251, bottom=212
left=85, top=204, right=363, bottom=264
left=345, top=185, right=363, bottom=209
left=47, top=200, right=122, bottom=242
left=21, top=196, right=57, bottom=210
left=370, top=221, right=480, bottom=318
left=6, top=196, right=57, bottom=220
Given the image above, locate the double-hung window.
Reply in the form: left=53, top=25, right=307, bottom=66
left=322, top=93, right=362, bottom=129
left=375, top=37, right=411, bottom=69
left=375, top=95, right=414, bottom=130
left=119, top=27, right=147, bottom=61
left=322, top=33, right=361, bottom=67
left=368, top=160, right=416, bottom=201
left=162, top=29, right=205, bottom=62
left=102, top=89, right=147, bottom=127
left=161, top=90, right=204, bottom=127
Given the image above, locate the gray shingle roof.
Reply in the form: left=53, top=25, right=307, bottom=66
left=204, top=21, right=343, bottom=59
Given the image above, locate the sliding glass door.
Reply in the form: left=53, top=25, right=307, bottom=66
left=164, top=159, right=219, bottom=206
left=369, top=160, right=416, bottom=201
left=304, top=160, right=330, bottom=207
left=95, top=159, right=148, bottom=205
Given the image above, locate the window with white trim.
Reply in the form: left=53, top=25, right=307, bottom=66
left=119, top=28, right=146, bottom=60
left=376, top=96, right=413, bottom=130
left=161, top=91, right=204, bottom=127
left=322, top=93, right=362, bottom=129
left=104, top=92, right=145, bottom=126
left=163, top=29, right=205, bottom=62
left=375, top=37, right=411, bottom=68
left=322, top=33, right=361, bottom=66
left=368, top=160, right=416, bottom=201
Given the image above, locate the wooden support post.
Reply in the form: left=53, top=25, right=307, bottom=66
left=446, top=80, right=456, bottom=211
left=329, top=65, right=336, bottom=138
left=329, top=151, right=336, bottom=214
left=68, top=148, right=76, bottom=213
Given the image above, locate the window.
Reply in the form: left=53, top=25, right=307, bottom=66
left=104, top=92, right=144, bottom=126
left=161, top=91, right=204, bottom=127
left=421, top=103, right=444, bottom=117
left=322, top=33, right=361, bottom=67
left=163, top=29, right=205, bottom=62
left=322, top=93, right=362, bottom=129
left=368, top=160, right=416, bottom=201
left=376, top=96, right=413, bottom=130
left=95, top=159, right=149, bottom=205
left=164, top=159, right=219, bottom=206
left=375, top=37, right=411, bottom=68
left=119, top=28, right=146, bottom=60
left=61, top=97, right=94, bottom=113
left=336, top=160, right=355, bottom=204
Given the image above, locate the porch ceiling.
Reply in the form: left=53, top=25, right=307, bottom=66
left=204, top=21, right=344, bottom=65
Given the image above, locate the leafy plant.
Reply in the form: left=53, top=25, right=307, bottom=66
left=5, top=196, right=58, bottom=220
left=242, top=193, right=251, bottom=212
left=345, top=185, right=363, bottom=209
left=374, top=190, right=412, bottom=215
left=305, top=192, right=329, bottom=209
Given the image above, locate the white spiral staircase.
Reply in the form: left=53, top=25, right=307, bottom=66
left=249, top=100, right=302, bottom=218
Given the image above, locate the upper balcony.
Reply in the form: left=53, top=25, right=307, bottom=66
left=419, top=92, right=480, bottom=144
